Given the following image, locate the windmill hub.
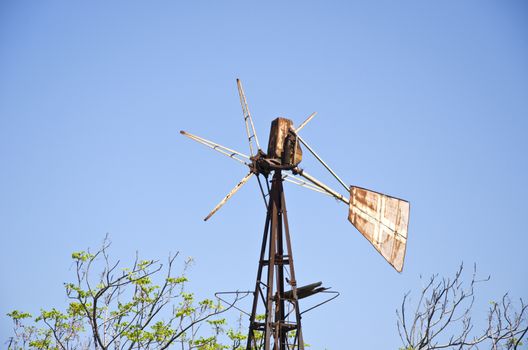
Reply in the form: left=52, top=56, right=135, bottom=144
left=249, top=117, right=303, bottom=177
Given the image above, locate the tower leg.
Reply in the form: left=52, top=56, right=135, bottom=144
left=246, top=171, right=304, bottom=350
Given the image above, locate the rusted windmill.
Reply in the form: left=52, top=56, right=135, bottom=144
left=180, top=79, right=410, bottom=350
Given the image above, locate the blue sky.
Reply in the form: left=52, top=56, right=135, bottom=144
left=1, top=1, right=527, bottom=348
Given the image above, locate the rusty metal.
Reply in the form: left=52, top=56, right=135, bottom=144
left=348, top=186, right=410, bottom=272
left=246, top=171, right=304, bottom=350
left=267, top=118, right=302, bottom=166
left=284, top=282, right=326, bottom=300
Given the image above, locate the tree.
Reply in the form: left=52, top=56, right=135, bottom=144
left=6, top=237, right=247, bottom=350
left=397, top=264, right=528, bottom=350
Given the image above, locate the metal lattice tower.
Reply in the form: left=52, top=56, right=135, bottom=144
left=246, top=171, right=304, bottom=349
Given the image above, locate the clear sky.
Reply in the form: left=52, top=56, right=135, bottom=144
left=1, top=1, right=527, bottom=348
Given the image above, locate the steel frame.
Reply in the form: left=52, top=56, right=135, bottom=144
left=246, top=170, right=304, bottom=350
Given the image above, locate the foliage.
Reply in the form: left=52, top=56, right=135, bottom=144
left=397, top=263, right=528, bottom=350
left=6, top=237, right=246, bottom=350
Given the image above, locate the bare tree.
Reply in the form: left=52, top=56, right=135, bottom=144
left=397, top=264, right=527, bottom=350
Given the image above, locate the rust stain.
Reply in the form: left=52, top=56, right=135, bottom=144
left=267, top=117, right=302, bottom=166
left=267, top=117, right=292, bottom=159
left=348, top=186, right=410, bottom=272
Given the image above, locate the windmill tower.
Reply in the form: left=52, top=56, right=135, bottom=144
left=181, top=79, right=410, bottom=349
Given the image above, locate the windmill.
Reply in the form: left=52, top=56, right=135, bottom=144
left=180, top=79, right=410, bottom=350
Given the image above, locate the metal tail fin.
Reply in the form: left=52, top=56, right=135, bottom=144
left=348, top=186, right=410, bottom=272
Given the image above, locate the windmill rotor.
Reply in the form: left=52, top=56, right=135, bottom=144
left=180, top=79, right=411, bottom=349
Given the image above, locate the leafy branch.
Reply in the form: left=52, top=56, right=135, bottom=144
left=7, top=236, right=246, bottom=350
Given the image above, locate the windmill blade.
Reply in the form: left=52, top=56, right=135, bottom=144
left=348, top=186, right=410, bottom=272
left=282, top=174, right=332, bottom=197
left=237, top=79, right=261, bottom=156
left=295, top=112, right=317, bottom=133
left=204, top=172, right=255, bottom=221
left=180, top=130, right=250, bottom=166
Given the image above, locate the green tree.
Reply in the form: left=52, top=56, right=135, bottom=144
left=6, top=237, right=247, bottom=350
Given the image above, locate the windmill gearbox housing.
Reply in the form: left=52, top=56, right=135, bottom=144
left=267, top=117, right=303, bottom=167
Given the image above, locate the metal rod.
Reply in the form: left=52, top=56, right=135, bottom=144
left=248, top=112, right=261, bottom=151
left=280, top=180, right=304, bottom=349
left=214, top=291, right=253, bottom=317
left=295, top=134, right=349, bottom=192
left=256, top=174, right=269, bottom=208
left=204, top=172, right=254, bottom=221
left=246, top=207, right=271, bottom=350
left=295, top=112, right=317, bottom=133
left=294, top=168, right=349, bottom=205
left=282, top=174, right=332, bottom=196
left=276, top=184, right=286, bottom=348
left=180, top=130, right=250, bottom=165
left=264, top=173, right=279, bottom=350
left=300, top=290, right=340, bottom=315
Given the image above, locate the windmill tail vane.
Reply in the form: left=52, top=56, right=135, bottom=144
left=180, top=78, right=410, bottom=272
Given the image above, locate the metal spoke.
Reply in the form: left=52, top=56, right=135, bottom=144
left=204, top=172, right=254, bottom=221
left=293, top=167, right=349, bottom=205
left=282, top=174, right=331, bottom=196
left=295, top=112, right=317, bottom=133
left=180, top=130, right=250, bottom=166
left=237, top=79, right=261, bottom=156
left=293, top=133, right=349, bottom=192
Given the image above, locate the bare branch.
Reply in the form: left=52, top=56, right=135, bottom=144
left=397, top=263, right=527, bottom=350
